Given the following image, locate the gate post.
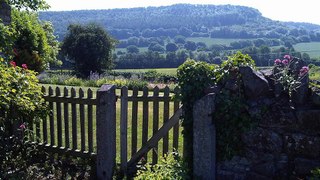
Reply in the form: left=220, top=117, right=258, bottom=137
left=193, top=93, right=216, bottom=180
left=96, top=84, right=116, bottom=179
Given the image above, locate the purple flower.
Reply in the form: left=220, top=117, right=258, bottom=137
left=282, top=59, right=289, bottom=65
left=299, top=66, right=309, bottom=76
left=283, top=55, right=291, bottom=60
left=274, top=59, right=281, bottom=65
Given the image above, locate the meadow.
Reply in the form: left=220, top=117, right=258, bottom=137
left=293, top=42, right=320, bottom=58
left=113, top=68, right=177, bottom=76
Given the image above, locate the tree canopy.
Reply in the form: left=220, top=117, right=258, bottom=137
left=61, top=23, right=117, bottom=77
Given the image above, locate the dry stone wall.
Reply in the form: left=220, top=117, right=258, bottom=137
left=193, top=62, right=320, bottom=179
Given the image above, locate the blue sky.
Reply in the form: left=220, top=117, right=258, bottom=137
left=45, top=0, right=320, bottom=25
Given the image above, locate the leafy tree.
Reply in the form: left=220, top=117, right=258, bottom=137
left=6, top=0, right=49, bottom=11
left=127, top=45, right=139, bottom=53
left=174, top=35, right=186, bottom=44
left=61, top=23, right=117, bottom=77
left=148, top=43, right=165, bottom=53
left=184, top=41, right=197, bottom=51
left=166, top=42, right=178, bottom=52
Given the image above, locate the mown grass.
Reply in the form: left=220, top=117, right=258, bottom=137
left=113, top=68, right=177, bottom=76
left=37, top=84, right=183, bottom=164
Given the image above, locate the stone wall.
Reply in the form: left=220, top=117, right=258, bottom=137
left=193, top=60, right=320, bottom=179
left=0, top=1, right=11, bottom=25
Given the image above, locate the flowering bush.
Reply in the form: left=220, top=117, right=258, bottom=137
left=0, top=58, right=47, bottom=134
left=272, top=55, right=309, bottom=97
left=0, top=57, right=50, bottom=177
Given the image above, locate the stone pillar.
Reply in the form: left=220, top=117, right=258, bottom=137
left=0, top=1, right=11, bottom=25
left=193, top=93, right=216, bottom=180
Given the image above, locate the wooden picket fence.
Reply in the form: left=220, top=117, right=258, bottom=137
left=32, top=84, right=182, bottom=178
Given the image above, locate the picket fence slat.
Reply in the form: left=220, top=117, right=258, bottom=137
left=71, top=88, right=77, bottom=150
left=120, top=86, right=128, bottom=173
left=64, top=87, right=70, bottom=148
left=56, top=87, right=62, bottom=147
left=79, top=88, right=86, bottom=152
left=87, top=89, right=93, bottom=153
left=173, top=87, right=180, bottom=150
left=152, top=86, right=159, bottom=164
left=162, top=87, right=170, bottom=155
left=49, top=86, right=55, bottom=146
left=142, top=87, right=149, bottom=160
left=131, top=87, right=138, bottom=156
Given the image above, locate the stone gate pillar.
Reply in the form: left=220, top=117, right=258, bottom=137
left=193, top=93, right=216, bottom=180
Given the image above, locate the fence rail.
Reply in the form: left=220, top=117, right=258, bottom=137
left=33, top=84, right=182, bottom=176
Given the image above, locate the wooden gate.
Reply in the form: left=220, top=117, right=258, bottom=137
left=119, top=86, right=182, bottom=174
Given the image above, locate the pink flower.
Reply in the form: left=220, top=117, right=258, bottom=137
left=19, top=123, right=26, bottom=130
left=299, top=66, right=309, bottom=76
left=282, top=59, right=289, bottom=65
left=10, top=61, right=16, bottom=67
left=22, top=64, right=28, bottom=69
left=274, top=59, right=281, bottom=65
left=283, top=55, right=291, bottom=60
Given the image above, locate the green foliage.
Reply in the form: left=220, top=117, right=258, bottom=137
left=177, top=52, right=257, bottom=166
left=6, top=0, right=50, bottom=11
left=311, top=168, right=320, bottom=180
left=61, top=23, right=117, bottom=77
left=177, top=59, right=216, bottom=170
left=135, top=152, right=190, bottom=180
left=0, top=57, right=50, bottom=178
left=9, top=9, right=60, bottom=72
left=0, top=23, right=15, bottom=59
left=0, top=58, right=47, bottom=131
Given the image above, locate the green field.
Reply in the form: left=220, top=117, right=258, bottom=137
left=114, top=68, right=177, bottom=76
left=293, top=42, right=320, bottom=58
left=186, top=37, right=254, bottom=46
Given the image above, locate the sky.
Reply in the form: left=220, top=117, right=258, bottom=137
left=45, top=0, right=320, bottom=25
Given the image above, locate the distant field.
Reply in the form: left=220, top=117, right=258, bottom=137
left=186, top=37, right=254, bottom=46
left=116, top=47, right=149, bottom=53
left=114, top=68, right=177, bottom=76
left=293, top=42, right=320, bottom=58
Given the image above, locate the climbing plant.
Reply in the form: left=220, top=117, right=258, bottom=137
left=177, top=52, right=257, bottom=169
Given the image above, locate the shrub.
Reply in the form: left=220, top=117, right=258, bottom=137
left=135, top=152, right=190, bottom=180
left=64, top=77, right=83, bottom=86
left=0, top=58, right=48, bottom=177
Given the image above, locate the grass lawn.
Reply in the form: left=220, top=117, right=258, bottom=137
left=114, top=68, right=177, bottom=76
left=38, top=84, right=183, bottom=163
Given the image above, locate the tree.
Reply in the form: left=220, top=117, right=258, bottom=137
left=61, top=23, right=117, bottom=77
left=127, top=45, right=139, bottom=53
left=184, top=41, right=197, bottom=51
left=166, top=42, right=178, bottom=52
left=7, top=0, right=49, bottom=11
left=148, top=43, right=165, bottom=53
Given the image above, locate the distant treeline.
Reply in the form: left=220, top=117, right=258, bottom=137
left=40, top=4, right=320, bottom=45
